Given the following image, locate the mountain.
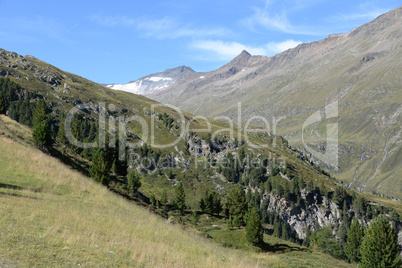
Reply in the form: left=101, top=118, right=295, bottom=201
left=105, top=65, right=195, bottom=96
left=112, top=6, right=402, bottom=199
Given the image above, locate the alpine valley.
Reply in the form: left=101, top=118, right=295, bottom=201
left=0, top=5, right=401, bottom=268
left=108, top=6, right=402, bottom=200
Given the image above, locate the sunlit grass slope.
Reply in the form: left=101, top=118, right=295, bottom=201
left=0, top=135, right=275, bottom=267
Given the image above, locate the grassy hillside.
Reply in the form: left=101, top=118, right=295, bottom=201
left=0, top=117, right=353, bottom=267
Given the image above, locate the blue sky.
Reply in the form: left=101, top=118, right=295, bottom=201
left=0, top=0, right=400, bottom=84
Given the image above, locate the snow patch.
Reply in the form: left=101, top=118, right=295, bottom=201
left=147, top=77, right=173, bottom=82
left=199, top=76, right=205, bottom=79
left=107, top=81, right=143, bottom=94
left=107, top=75, right=174, bottom=95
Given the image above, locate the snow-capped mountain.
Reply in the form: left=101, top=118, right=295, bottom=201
left=106, top=65, right=194, bottom=96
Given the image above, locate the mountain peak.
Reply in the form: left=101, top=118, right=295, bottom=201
left=228, top=50, right=252, bottom=66
left=237, top=50, right=251, bottom=58
left=224, top=49, right=268, bottom=70
left=162, top=65, right=195, bottom=77
left=166, top=65, right=195, bottom=74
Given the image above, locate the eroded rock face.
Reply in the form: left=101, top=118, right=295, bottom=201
left=187, top=137, right=210, bottom=157
left=262, top=191, right=402, bottom=252
left=263, top=191, right=339, bottom=239
left=186, top=135, right=243, bottom=158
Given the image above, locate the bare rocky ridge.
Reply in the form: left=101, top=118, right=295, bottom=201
left=112, top=6, right=402, bottom=199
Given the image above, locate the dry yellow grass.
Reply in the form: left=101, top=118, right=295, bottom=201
left=0, top=136, right=288, bottom=267
left=0, top=114, right=33, bottom=143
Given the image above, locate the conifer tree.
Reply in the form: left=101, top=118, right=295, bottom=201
left=315, top=227, right=345, bottom=259
left=56, top=119, right=69, bottom=145
left=213, top=192, right=222, bottom=216
left=303, top=230, right=311, bottom=247
left=200, top=190, right=210, bottom=213
left=227, top=215, right=233, bottom=228
left=366, top=206, right=372, bottom=219
left=338, top=221, right=348, bottom=246
left=284, top=182, right=290, bottom=199
left=32, top=100, right=52, bottom=147
left=111, top=160, right=117, bottom=175
left=226, top=186, right=248, bottom=224
left=89, top=149, right=110, bottom=186
left=273, top=221, right=281, bottom=238
left=174, top=182, right=186, bottom=215
left=33, top=119, right=51, bottom=147
left=291, top=177, right=299, bottom=193
left=390, top=210, right=400, bottom=229
left=33, top=99, right=47, bottom=120
left=342, top=201, right=350, bottom=228
left=333, top=186, right=347, bottom=207
left=353, top=196, right=366, bottom=218
left=297, top=194, right=302, bottom=207
left=0, top=93, right=5, bottom=114
left=265, top=179, right=272, bottom=193
left=307, top=180, right=314, bottom=192
left=390, top=210, right=400, bottom=222
left=345, top=220, right=364, bottom=263
left=201, top=190, right=223, bottom=215
left=238, top=146, right=245, bottom=161
left=245, top=207, right=263, bottom=245
left=360, top=215, right=401, bottom=267
left=232, top=216, right=240, bottom=228
left=160, top=189, right=168, bottom=206
left=127, top=171, right=141, bottom=194
left=281, top=223, right=289, bottom=240
left=150, top=193, right=156, bottom=206
left=299, top=178, right=306, bottom=189
left=276, top=184, right=284, bottom=196
left=319, top=181, right=325, bottom=196
left=192, top=209, right=199, bottom=226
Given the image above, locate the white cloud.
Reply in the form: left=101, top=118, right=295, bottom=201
left=243, top=8, right=290, bottom=32
left=191, top=39, right=301, bottom=61
left=241, top=2, right=321, bottom=35
left=191, top=40, right=265, bottom=60
left=266, top=39, right=302, bottom=54
left=89, top=15, right=230, bottom=39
